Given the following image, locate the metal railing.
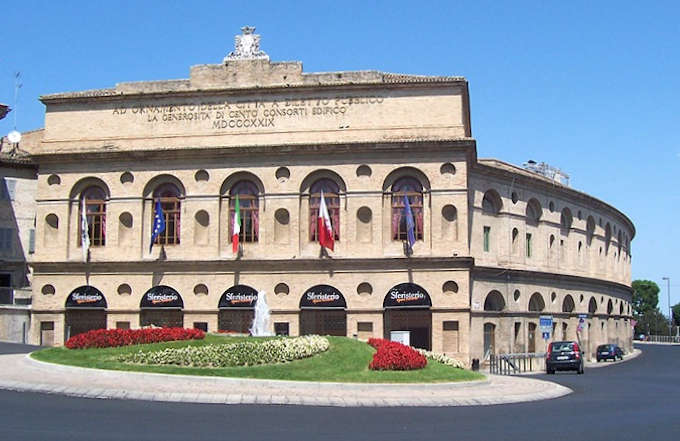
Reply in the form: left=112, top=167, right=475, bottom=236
left=489, top=352, right=546, bottom=375
left=639, top=335, right=680, bottom=344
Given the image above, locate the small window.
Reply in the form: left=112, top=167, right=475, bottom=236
left=483, top=226, right=491, bottom=252
left=28, top=229, right=35, bottom=254
left=193, top=322, right=208, bottom=332
left=357, top=322, right=373, bottom=332
left=116, top=321, right=130, bottom=330
left=274, top=322, right=289, bottom=336
left=443, top=321, right=459, bottom=331
left=526, top=233, right=532, bottom=257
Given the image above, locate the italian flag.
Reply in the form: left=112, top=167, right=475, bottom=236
left=232, top=195, right=241, bottom=254
left=318, top=190, right=334, bottom=251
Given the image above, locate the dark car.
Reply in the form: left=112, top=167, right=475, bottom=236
left=596, top=344, right=624, bottom=362
left=546, top=341, right=584, bottom=374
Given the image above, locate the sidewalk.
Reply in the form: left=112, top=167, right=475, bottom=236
left=0, top=353, right=572, bottom=407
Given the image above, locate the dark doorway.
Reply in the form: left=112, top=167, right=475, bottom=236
left=140, top=309, right=183, bottom=328
left=383, top=309, right=432, bottom=350
left=65, top=310, right=107, bottom=339
left=218, top=310, right=254, bottom=333
left=300, top=309, right=347, bottom=336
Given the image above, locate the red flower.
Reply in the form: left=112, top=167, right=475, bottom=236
left=368, top=338, right=427, bottom=370
left=65, top=327, right=205, bottom=349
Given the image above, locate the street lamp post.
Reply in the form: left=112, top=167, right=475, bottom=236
left=662, top=277, right=671, bottom=337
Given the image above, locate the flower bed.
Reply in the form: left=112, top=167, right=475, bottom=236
left=367, top=338, right=427, bottom=370
left=65, top=328, right=205, bottom=349
left=415, top=348, right=466, bottom=369
left=118, top=335, right=329, bottom=368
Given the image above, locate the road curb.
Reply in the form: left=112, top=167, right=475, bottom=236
left=0, top=353, right=575, bottom=407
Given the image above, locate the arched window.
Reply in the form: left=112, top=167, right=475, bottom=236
left=80, top=186, right=106, bottom=246
left=484, top=290, right=506, bottom=311
left=482, top=189, right=502, bottom=215
left=560, top=208, right=573, bottom=235
left=588, top=297, right=597, bottom=314
left=391, top=177, right=423, bottom=241
left=229, top=181, right=259, bottom=243
left=153, top=183, right=182, bottom=245
left=309, top=179, right=340, bottom=241
left=528, top=292, right=545, bottom=312
left=586, top=216, right=596, bottom=246
left=604, top=223, right=612, bottom=255
left=562, top=295, right=575, bottom=313
left=526, top=198, right=542, bottom=226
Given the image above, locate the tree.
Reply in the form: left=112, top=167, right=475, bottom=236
left=632, top=280, right=660, bottom=316
left=672, top=303, right=680, bottom=328
left=635, top=308, right=670, bottom=336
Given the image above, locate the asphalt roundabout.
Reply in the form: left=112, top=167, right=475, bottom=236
left=0, top=349, right=572, bottom=407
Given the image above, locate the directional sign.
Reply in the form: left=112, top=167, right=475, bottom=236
left=539, top=315, right=553, bottom=333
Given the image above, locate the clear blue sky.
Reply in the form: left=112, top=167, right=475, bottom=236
left=2, top=1, right=678, bottom=315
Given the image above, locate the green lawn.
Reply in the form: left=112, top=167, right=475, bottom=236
left=31, top=335, right=484, bottom=383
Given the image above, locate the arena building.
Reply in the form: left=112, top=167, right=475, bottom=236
left=26, top=27, right=634, bottom=363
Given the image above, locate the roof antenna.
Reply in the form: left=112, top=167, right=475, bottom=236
left=7, top=71, right=22, bottom=144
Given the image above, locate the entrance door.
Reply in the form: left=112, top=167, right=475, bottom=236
left=483, top=323, right=496, bottom=359
left=300, top=310, right=347, bottom=336
left=383, top=309, right=431, bottom=350
left=65, top=310, right=107, bottom=339
left=40, top=321, right=54, bottom=346
left=528, top=323, right=537, bottom=353
left=140, top=310, right=183, bottom=328
left=218, top=310, right=255, bottom=333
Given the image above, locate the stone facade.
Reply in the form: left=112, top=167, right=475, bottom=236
left=23, top=29, right=634, bottom=363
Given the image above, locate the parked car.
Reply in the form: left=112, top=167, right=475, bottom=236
left=596, top=344, right=624, bottom=362
left=546, top=341, right=584, bottom=375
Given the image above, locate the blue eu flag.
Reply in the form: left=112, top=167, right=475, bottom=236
left=403, top=194, right=416, bottom=251
left=150, top=199, right=165, bottom=253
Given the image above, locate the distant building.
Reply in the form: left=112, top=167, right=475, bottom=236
left=25, top=27, right=634, bottom=361
left=0, top=131, right=39, bottom=342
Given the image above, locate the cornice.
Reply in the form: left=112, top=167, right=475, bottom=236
left=472, top=265, right=633, bottom=296
left=30, top=138, right=477, bottom=164
left=31, top=256, right=475, bottom=274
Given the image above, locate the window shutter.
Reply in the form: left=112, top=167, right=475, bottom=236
left=29, top=229, right=35, bottom=254
left=7, top=179, right=16, bottom=200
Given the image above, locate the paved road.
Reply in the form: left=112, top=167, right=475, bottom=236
left=0, top=343, right=677, bottom=440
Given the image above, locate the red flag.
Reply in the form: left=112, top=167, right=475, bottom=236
left=318, top=190, right=334, bottom=251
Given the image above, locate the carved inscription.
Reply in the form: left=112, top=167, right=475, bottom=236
left=111, top=95, right=385, bottom=130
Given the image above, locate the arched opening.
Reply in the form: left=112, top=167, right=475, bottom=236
left=484, top=290, right=506, bottom=311
left=309, top=179, right=341, bottom=242
left=391, top=177, right=424, bottom=242
left=560, top=207, right=573, bottom=236
left=483, top=323, right=496, bottom=358
left=299, top=285, right=347, bottom=336
left=586, top=216, right=596, bottom=246
left=152, top=183, right=183, bottom=246
left=588, top=297, right=598, bottom=314
left=482, top=189, right=502, bottom=216
left=528, top=322, right=537, bottom=353
left=140, top=286, right=184, bottom=328
left=79, top=186, right=107, bottom=247
left=607, top=299, right=613, bottom=315
left=526, top=198, right=542, bottom=226
left=528, top=292, right=545, bottom=312
left=562, top=295, right=575, bottom=313
left=383, top=283, right=432, bottom=350
left=227, top=181, right=260, bottom=246
left=218, top=285, right=258, bottom=333
left=65, top=286, right=107, bottom=339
